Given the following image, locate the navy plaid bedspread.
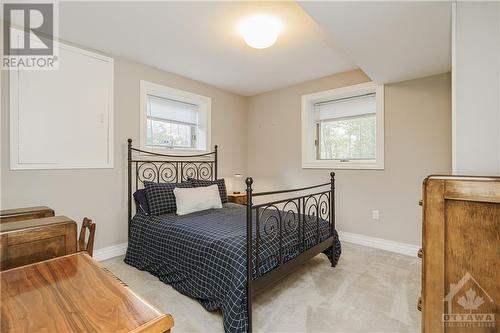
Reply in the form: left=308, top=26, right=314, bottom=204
left=124, top=203, right=341, bottom=333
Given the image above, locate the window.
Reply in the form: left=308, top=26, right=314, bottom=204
left=140, top=81, right=211, bottom=153
left=301, top=83, right=384, bottom=169
left=316, top=94, right=376, bottom=160
left=146, top=96, right=197, bottom=149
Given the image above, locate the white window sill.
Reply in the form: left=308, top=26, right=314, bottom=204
left=302, top=160, right=384, bottom=170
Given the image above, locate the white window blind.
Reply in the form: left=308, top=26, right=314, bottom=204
left=147, top=95, right=198, bottom=124
left=314, top=93, right=376, bottom=121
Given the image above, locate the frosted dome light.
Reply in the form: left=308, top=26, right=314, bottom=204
left=237, top=15, right=283, bottom=49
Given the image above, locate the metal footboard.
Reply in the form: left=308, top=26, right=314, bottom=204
left=244, top=173, right=336, bottom=332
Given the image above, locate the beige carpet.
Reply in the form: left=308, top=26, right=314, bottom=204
left=101, top=243, right=421, bottom=333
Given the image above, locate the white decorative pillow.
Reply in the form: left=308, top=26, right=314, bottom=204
left=174, top=184, right=223, bottom=216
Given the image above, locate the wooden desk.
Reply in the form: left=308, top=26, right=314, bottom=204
left=0, top=216, right=77, bottom=271
left=1, top=253, right=174, bottom=333
left=0, top=206, right=55, bottom=223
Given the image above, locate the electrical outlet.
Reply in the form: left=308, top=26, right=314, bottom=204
left=372, top=210, right=380, bottom=220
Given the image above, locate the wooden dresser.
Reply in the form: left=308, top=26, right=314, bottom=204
left=0, top=206, right=55, bottom=223
left=1, top=252, right=174, bottom=332
left=0, top=216, right=77, bottom=271
left=419, top=176, right=499, bottom=333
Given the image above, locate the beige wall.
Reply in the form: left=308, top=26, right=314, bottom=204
left=1, top=57, right=247, bottom=250
left=246, top=71, right=451, bottom=246
left=1, top=59, right=451, bottom=250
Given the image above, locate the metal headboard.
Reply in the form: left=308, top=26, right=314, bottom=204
left=127, top=138, right=218, bottom=235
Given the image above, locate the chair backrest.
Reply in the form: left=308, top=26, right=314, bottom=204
left=78, top=217, right=96, bottom=257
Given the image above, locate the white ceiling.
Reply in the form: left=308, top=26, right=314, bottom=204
left=58, top=1, right=356, bottom=96
left=298, top=1, right=452, bottom=84
left=57, top=1, right=452, bottom=96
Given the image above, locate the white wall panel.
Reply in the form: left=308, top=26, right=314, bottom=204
left=453, top=2, right=500, bottom=175
left=10, top=37, right=113, bottom=169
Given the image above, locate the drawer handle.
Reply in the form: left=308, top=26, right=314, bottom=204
left=417, top=248, right=423, bottom=259
left=417, top=297, right=422, bottom=311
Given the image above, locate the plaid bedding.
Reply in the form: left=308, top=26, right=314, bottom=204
left=124, top=203, right=341, bottom=333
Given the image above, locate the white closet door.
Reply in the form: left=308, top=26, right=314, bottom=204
left=10, top=41, right=114, bottom=169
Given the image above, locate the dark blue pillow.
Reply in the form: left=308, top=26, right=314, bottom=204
left=189, top=178, right=228, bottom=204
left=144, top=181, right=193, bottom=215
left=133, top=189, right=150, bottom=215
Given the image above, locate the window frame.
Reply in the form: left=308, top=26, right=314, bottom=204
left=301, top=82, right=384, bottom=170
left=140, top=80, right=211, bottom=155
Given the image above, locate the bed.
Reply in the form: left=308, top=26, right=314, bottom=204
left=124, top=139, right=342, bottom=333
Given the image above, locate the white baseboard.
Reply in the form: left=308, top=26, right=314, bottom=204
left=338, top=231, right=420, bottom=257
left=92, top=232, right=419, bottom=261
left=94, top=242, right=128, bottom=261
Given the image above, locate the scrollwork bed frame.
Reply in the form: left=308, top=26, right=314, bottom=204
left=127, top=138, right=218, bottom=233
left=127, top=138, right=336, bottom=333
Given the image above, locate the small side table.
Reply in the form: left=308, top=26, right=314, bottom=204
left=228, top=193, right=247, bottom=205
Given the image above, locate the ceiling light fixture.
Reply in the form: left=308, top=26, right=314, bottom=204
left=237, top=15, right=283, bottom=49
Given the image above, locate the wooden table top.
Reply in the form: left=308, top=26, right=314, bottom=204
left=1, top=252, right=174, bottom=333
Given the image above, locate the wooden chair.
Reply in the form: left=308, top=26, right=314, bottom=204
left=78, top=217, right=96, bottom=257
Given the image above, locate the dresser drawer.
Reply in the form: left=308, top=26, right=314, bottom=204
left=0, top=216, right=77, bottom=271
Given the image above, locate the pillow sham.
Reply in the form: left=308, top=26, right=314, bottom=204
left=144, top=181, right=193, bottom=215
left=174, top=184, right=222, bottom=216
left=189, top=178, right=228, bottom=204
left=133, top=189, right=150, bottom=215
